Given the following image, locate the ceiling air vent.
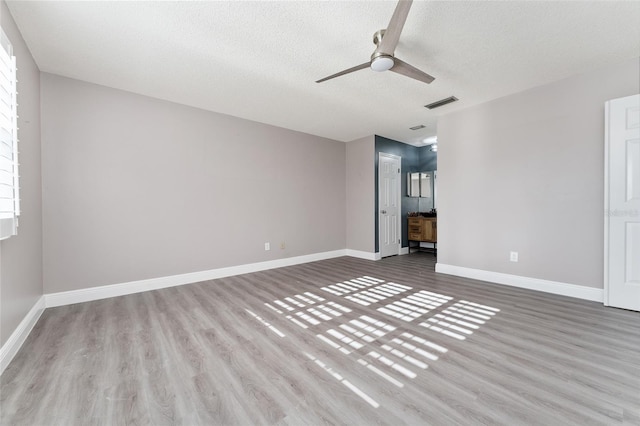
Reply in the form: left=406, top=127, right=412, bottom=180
left=425, top=96, right=458, bottom=110
left=409, top=124, right=426, bottom=131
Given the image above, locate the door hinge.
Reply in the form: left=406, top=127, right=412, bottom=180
left=398, top=168, right=401, bottom=173
left=398, top=239, right=400, bottom=243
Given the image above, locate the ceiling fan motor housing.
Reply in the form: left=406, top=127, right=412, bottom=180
left=370, top=30, right=394, bottom=72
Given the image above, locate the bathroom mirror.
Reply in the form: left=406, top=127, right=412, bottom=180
left=408, top=173, right=421, bottom=197
left=419, top=173, right=431, bottom=198
left=407, top=171, right=437, bottom=209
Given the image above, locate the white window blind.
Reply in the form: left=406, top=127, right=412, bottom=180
left=0, top=27, right=18, bottom=240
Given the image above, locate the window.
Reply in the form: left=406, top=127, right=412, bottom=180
left=0, top=27, right=18, bottom=240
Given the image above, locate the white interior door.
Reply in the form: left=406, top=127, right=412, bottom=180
left=605, top=94, right=640, bottom=311
left=379, top=153, right=400, bottom=258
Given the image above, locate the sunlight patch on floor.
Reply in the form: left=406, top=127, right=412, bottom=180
left=250, top=275, right=501, bottom=411
left=345, top=283, right=412, bottom=306
left=378, top=290, right=453, bottom=322
left=316, top=315, right=396, bottom=355
left=304, top=352, right=380, bottom=408
left=267, top=293, right=350, bottom=329
left=320, top=276, right=384, bottom=296
left=418, top=300, right=499, bottom=340
left=245, top=309, right=285, bottom=337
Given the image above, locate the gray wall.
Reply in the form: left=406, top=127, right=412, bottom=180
left=41, top=74, right=346, bottom=293
left=0, top=2, right=43, bottom=347
left=346, top=135, right=375, bottom=253
left=438, top=57, right=640, bottom=288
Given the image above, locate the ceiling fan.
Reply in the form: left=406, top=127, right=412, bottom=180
left=316, top=0, right=434, bottom=85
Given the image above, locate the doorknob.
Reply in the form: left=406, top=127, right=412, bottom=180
left=381, top=210, right=387, bottom=214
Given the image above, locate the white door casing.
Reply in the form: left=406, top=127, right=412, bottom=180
left=379, top=153, right=401, bottom=258
left=605, top=94, right=640, bottom=311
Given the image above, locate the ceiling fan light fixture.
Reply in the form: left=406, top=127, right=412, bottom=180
left=370, top=55, right=394, bottom=72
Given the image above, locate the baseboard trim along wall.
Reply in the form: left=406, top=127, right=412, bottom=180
left=435, top=263, right=604, bottom=302
left=0, top=296, right=46, bottom=376
left=45, top=249, right=355, bottom=308
left=346, top=249, right=379, bottom=261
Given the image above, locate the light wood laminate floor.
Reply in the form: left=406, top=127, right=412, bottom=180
left=1, top=253, right=639, bottom=425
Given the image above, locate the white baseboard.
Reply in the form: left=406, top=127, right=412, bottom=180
left=399, top=247, right=409, bottom=255
left=0, top=296, right=45, bottom=376
left=345, top=249, right=379, bottom=261
left=45, top=250, right=348, bottom=308
left=435, top=263, right=603, bottom=302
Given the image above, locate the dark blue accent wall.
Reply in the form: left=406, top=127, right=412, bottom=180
left=375, top=135, right=437, bottom=252
left=419, top=144, right=438, bottom=172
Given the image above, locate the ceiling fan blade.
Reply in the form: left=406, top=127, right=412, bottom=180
left=316, top=62, right=370, bottom=83
left=376, top=0, right=413, bottom=55
left=390, top=57, right=435, bottom=84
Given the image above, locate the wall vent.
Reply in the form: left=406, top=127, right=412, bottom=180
left=425, top=96, right=458, bottom=110
left=409, top=124, right=426, bottom=131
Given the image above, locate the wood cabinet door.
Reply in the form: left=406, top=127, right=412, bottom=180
left=422, top=218, right=437, bottom=242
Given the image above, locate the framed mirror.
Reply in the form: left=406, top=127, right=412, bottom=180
left=419, top=173, right=432, bottom=198
left=407, top=171, right=437, bottom=210
left=408, top=172, right=421, bottom=197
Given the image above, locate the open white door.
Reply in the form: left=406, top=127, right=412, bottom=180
left=605, top=94, right=640, bottom=311
left=379, top=153, right=401, bottom=258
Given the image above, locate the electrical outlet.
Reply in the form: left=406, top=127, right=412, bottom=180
left=510, top=251, right=519, bottom=262
left=264, top=242, right=270, bottom=251
left=280, top=242, right=286, bottom=250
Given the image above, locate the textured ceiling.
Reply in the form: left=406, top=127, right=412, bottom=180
left=6, top=1, right=640, bottom=145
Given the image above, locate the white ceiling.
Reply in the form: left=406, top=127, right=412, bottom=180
left=6, top=1, right=640, bottom=145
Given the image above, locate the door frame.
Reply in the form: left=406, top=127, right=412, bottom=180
left=604, top=98, right=612, bottom=306
left=378, top=152, right=401, bottom=257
